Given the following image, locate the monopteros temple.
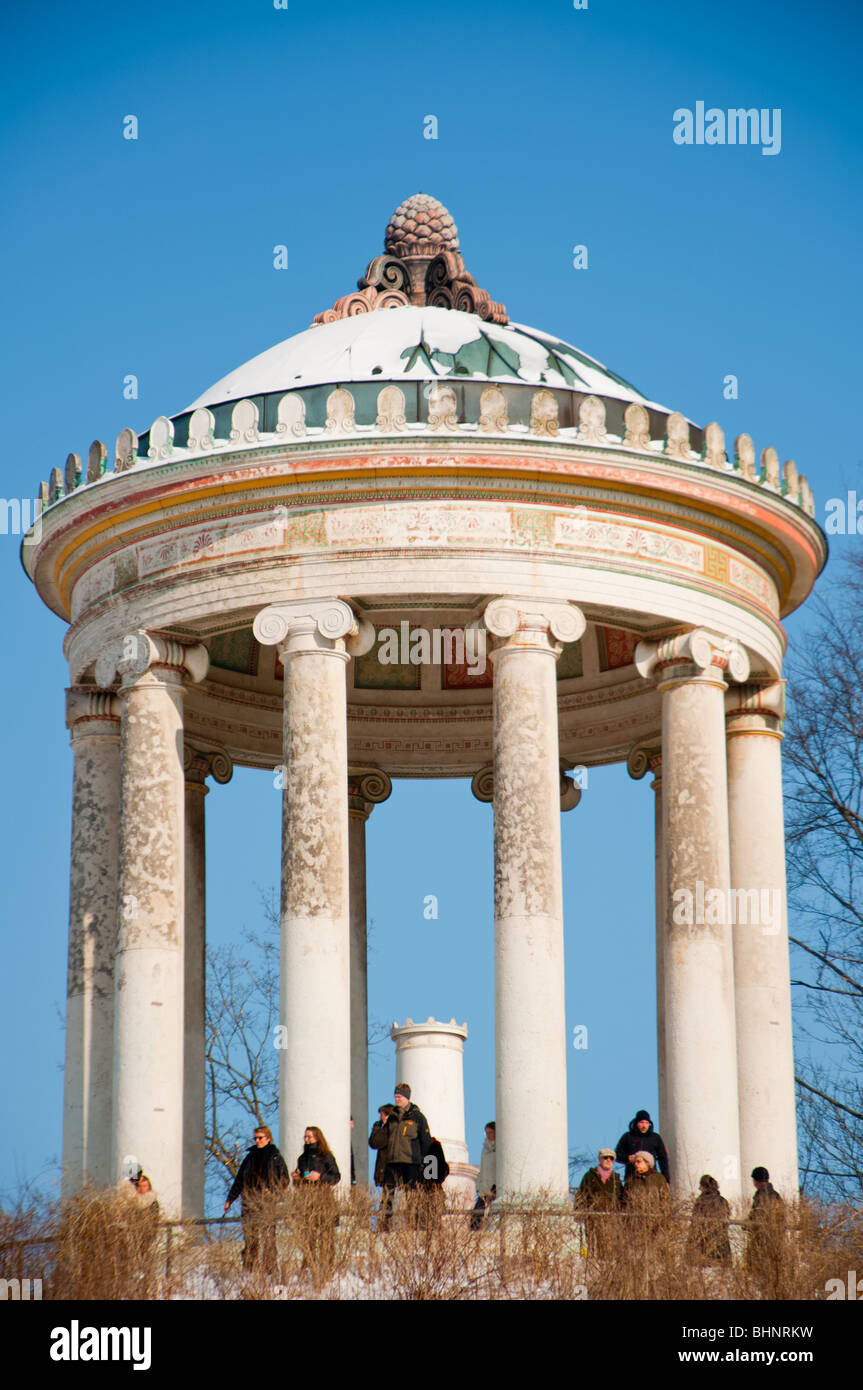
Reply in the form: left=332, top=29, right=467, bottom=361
left=24, top=195, right=825, bottom=1216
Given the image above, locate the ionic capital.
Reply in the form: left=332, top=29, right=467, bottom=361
left=471, top=760, right=581, bottom=811
left=470, top=765, right=495, bottom=804
left=634, top=629, right=750, bottom=690
left=94, top=631, right=209, bottom=690
left=626, top=742, right=662, bottom=786
left=65, top=686, right=121, bottom=733
left=482, top=596, right=586, bottom=653
left=183, top=741, right=234, bottom=787
left=725, top=680, right=785, bottom=737
left=348, top=766, right=393, bottom=820
left=253, top=599, right=375, bottom=661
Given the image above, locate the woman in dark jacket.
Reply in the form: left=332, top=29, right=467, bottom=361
left=292, top=1126, right=341, bottom=1185
left=291, top=1125, right=340, bottom=1280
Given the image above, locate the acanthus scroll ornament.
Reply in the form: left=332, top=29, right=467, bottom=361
left=530, top=390, right=559, bottom=437
left=623, top=403, right=651, bottom=451
left=276, top=393, right=307, bottom=438
left=427, top=383, right=458, bottom=431
left=376, top=385, right=407, bottom=432
left=326, top=388, right=356, bottom=434
left=479, top=386, right=508, bottom=433
left=665, top=412, right=691, bottom=461
left=577, top=395, right=606, bottom=445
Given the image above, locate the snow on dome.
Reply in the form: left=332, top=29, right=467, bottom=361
left=385, top=194, right=459, bottom=253
left=184, top=305, right=668, bottom=412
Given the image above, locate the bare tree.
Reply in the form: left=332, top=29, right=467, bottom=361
left=205, top=889, right=390, bottom=1204
left=782, top=552, right=863, bottom=1200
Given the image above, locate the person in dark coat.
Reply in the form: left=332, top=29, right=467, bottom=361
left=423, top=1137, right=450, bottom=1187
left=291, top=1126, right=341, bottom=1186
left=369, top=1104, right=395, bottom=1187
left=290, top=1126, right=341, bottom=1278
left=369, top=1083, right=432, bottom=1228
left=622, top=1151, right=670, bottom=1238
left=421, top=1136, right=450, bottom=1227
left=746, top=1166, right=786, bottom=1281
left=575, top=1147, right=623, bottom=1257
left=224, top=1123, right=290, bottom=1270
left=615, top=1109, right=670, bottom=1183
left=688, top=1174, right=731, bottom=1264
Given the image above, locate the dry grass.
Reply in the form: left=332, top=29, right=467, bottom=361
left=2, top=1186, right=861, bottom=1301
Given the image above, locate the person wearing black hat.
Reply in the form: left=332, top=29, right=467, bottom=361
left=370, top=1083, right=432, bottom=1228
left=615, top=1109, right=670, bottom=1183
left=746, top=1166, right=786, bottom=1279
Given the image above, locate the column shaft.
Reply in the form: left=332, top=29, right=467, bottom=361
left=113, top=668, right=187, bottom=1216
left=660, top=658, right=742, bottom=1198
left=348, top=807, right=368, bottom=1187
left=63, top=692, right=121, bottom=1194
left=727, top=686, right=798, bottom=1196
left=653, top=769, right=667, bottom=1130
left=183, top=769, right=207, bottom=1218
left=278, top=624, right=351, bottom=1186
left=486, top=598, right=584, bottom=1200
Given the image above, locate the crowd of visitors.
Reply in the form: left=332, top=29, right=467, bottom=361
left=122, top=1093, right=785, bottom=1272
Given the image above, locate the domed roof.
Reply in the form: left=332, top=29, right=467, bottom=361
left=384, top=194, right=459, bottom=254
left=185, top=305, right=665, bottom=412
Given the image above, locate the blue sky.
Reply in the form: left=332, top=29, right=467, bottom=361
left=1, top=0, right=861, bottom=1206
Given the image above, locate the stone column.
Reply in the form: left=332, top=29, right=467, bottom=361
left=627, top=744, right=666, bottom=1128
left=96, top=632, right=208, bottom=1218
left=635, top=630, right=749, bottom=1202
left=481, top=596, right=586, bottom=1201
left=391, top=1017, right=473, bottom=1200
left=253, top=600, right=373, bottom=1191
left=348, top=767, right=392, bottom=1187
left=726, top=682, right=798, bottom=1197
left=182, top=743, right=232, bottom=1218
left=62, top=688, right=121, bottom=1195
